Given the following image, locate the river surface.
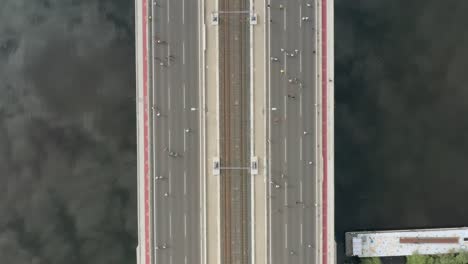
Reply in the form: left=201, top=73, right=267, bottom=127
left=0, top=0, right=137, bottom=263
left=335, top=0, right=468, bottom=263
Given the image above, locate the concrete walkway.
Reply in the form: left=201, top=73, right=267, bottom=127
left=251, top=0, right=267, bottom=263
left=203, top=0, right=221, bottom=262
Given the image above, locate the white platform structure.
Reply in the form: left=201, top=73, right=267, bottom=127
left=346, top=227, right=468, bottom=258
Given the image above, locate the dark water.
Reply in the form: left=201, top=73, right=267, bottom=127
left=0, top=0, right=136, bottom=263
left=335, top=0, right=468, bottom=263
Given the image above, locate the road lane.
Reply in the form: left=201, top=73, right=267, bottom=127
left=301, top=2, right=319, bottom=263
left=150, top=0, right=201, bottom=263
left=267, top=1, right=319, bottom=263
left=152, top=2, right=170, bottom=263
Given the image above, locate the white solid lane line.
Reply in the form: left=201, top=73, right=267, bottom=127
left=283, top=7, right=287, bottom=31
left=153, top=174, right=158, bottom=244
left=283, top=52, right=287, bottom=73
left=284, top=137, right=287, bottom=163
left=300, top=223, right=303, bottom=245
left=167, top=0, right=170, bottom=23
left=285, top=223, right=288, bottom=249
left=169, top=211, right=172, bottom=238
left=284, top=181, right=288, bottom=205
left=299, top=94, right=302, bottom=117
left=183, top=42, right=186, bottom=65
left=169, top=170, right=172, bottom=192
left=182, top=0, right=185, bottom=24
left=284, top=95, right=287, bottom=119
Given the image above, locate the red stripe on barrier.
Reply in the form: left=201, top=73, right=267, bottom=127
left=142, top=0, right=151, bottom=264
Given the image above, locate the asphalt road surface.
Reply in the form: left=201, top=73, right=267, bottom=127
left=267, top=1, right=319, bottom=263
left=149, top=0, right=201, bottom=263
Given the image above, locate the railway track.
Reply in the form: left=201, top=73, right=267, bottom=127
left=220, top=0, right=250, bottom=263
left=221, top=0, right=231, bottom=261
